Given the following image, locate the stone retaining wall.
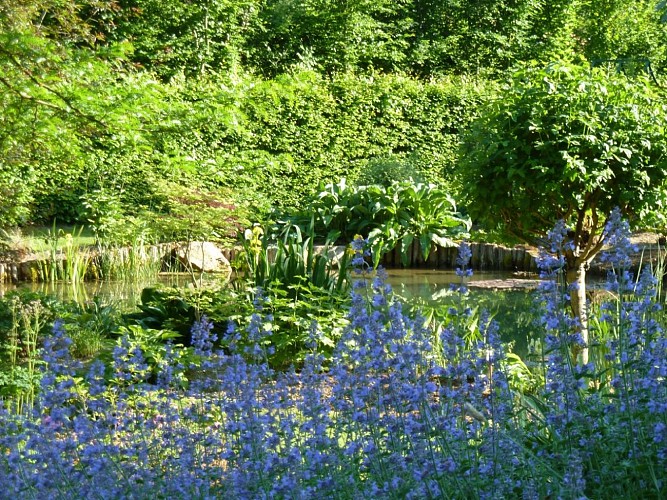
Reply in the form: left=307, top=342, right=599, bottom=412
left=0, top=243, right=236, bottom=283
left=1, top=241, right=537, bottom=282
left=3, top=239, right=660, bottom=282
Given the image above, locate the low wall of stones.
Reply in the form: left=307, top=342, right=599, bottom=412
left=10, top=242, right=651, bottom=283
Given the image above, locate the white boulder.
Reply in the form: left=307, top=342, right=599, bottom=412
left=176, top=241, right=232, bottom=275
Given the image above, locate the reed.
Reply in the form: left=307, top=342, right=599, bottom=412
left=95, top=239, right=164, bottom=282
left=36, top=224, right=93, bottom=283
left=0, top=298, right=45, bottom=414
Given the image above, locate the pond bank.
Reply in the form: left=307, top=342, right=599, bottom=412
left=0, top=234, right=663, bottom=283
left=0, top=242, right=234, bottom=284
left=379, top=232, right=665, bottom=276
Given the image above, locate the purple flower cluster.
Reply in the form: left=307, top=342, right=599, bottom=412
left=0, top=215, right=665, bottom=498
left=529, top=210, right=667, bottom=497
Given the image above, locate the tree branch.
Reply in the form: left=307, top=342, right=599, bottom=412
left=0, top=44, right=108, bottom=130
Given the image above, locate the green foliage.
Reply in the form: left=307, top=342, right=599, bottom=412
left=122, top=223, right=352, bottom=369
left=326, top=73, right=486, bottom=188
left=460, top=61, right=667, bottom=243
left=103, top=0, right=263, bottom=80
left=288, top=178, right=471, bottom=267
left=0, top=290, right=121, bottom=356
left=0, top=289, right=122, bottom=412
left=125, top=277, right=350, bottom=371
left=0, top=297, right=45, bottom=413
left=660, top=0, right=667, bottom=22
left=237, top=223, right=350, bottom=297
left=574, top=0, right=667, bottom=74
left=0, top=29, right=85, bottom=226
left=233, top=222, right=352, bottom=367
left=0, top=19, right=485, bottom=230
left=460, top=62, right=667, bottom=361
left=409, top=0, right=566, bottom=76
left=237, top=72, right=341, bottom=208
left=80, top=189, right=131, bottom=243
left=59, top=298, right=119, bottom=361
left=249, top=0, right=413, bottom=76
left=149, top=183, right=246, bottom=245
left=36, top=223, right=93, bottom=283
left=154, top=71, right=483, bottom=215
left=354, top=154, right=426, bottom=187
left=0, top=19, right=168, bottom=228
left=6, top=0, right=666, bottom=249
left=123, top=287, right=200, bottom=346
left=113, top=324, right=185, bottom=384
left=91, top=0, right=667, bottom=79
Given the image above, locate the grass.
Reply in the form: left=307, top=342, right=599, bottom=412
left=1, top=224, right=168, bottom=284
left=18, top=224, right=97, bottom=253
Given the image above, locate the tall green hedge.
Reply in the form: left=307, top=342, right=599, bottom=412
left=1, top=61, right=488, bottom=228
left=154, top=71, right=488, bottom=214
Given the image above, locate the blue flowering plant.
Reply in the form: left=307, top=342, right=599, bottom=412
left=0, top=214, right=665, bottom=498
left=524, top=210, right=667, bottom=497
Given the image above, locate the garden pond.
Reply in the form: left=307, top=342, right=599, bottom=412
left=0, top=270, right=542, bottom=358
left=384, top=269, right=539, bottom=357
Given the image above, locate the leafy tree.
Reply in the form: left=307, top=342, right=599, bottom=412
left=248, top=0, right=414, bottom=76
left=102, top=0, right=262, bottom=80
left=0, top=3, right=101, bottom=226
left=0, top=1, right=174, bottom=227
left=408, top=0, right=577, bottom=76
left=459, top=61, right=667, bottom=363
left=573, top=0, right=667, bottom=74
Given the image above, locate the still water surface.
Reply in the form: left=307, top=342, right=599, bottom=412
left=1, top=271, right=541, bottom=357
left=0, top=275, right=206, bottom=307
left=384, top=269, right=539, bottom=357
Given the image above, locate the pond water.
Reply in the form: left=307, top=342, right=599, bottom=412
left=0, top=274, right=211, bottom=307
left=384, top=269, right=540, bottom=357
left=1, top=270, right=542, bottom=358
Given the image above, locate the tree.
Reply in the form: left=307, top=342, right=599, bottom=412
left=102, top=0, right=263, bottom=80
left=573, top=0, right=667, bottom=74
left=0, top=0, right=171, bottom=226
left=408, top=0, right=579, bottom=77
left=459, top=61, right=667, bottom=363
left=248, top=0, right=414, bottom=77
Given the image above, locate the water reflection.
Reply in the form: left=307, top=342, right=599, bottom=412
left=384, top=269, right=540, bottom=301
left=1, top=271, right=541, bottom=357
left=0, top=274, right=217, bottom=309
left=384, top=269, right=540, bottom=358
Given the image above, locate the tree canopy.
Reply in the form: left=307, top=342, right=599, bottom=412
left=459, top=60, right=667, bottom=363
left=460, top=61, right=667, bottom=244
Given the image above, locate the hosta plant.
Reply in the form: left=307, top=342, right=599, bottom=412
left=285, top=178, right=471, bottom=267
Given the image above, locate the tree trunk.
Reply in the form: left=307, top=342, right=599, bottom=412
left=566, top=263, right=589, bottom=365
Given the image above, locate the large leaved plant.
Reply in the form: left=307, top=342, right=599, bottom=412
left=288, top=178, right=470, bottom=267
